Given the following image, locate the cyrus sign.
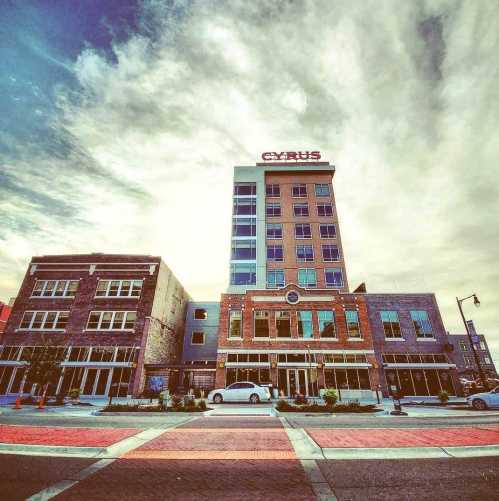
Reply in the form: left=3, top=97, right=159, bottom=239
left=261, top=151, right=321, bottom=162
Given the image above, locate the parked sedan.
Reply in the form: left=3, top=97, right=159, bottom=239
left=207, top=382, right=271, bottom=404
left=466, top=386, right=499, bottom=410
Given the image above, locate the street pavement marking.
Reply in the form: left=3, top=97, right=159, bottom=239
left=301, top=460, right=337, bottom=501
left=26, top=416, right=197, bottom=501
left=122, top=450, right=297, bottom=460
left=0, top=443, right=105, bottom=458
left=282, top=418, right=336, bottom=500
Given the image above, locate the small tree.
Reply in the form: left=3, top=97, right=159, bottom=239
left=22, top=336, right=65, bottom=407
left=323, top=388, right=338, bottom=407
left=438, top=390, right=449, bottom=405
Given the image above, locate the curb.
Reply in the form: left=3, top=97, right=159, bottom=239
left=0, top=443, right=105, bottom=458
left=321, top=444, right=499, bottom=460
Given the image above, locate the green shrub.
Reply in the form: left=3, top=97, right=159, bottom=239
left=294, top=394, right=308, bottom=405
left=276, top=399, right=294, bottom=412
left=322, top=388, right=338, bottom=406
left=197, top=399, right=207, bottom=411
left=171, top=394, right=183, bottom=409
left=68, top=388, right=81, bottom=400
left=438, top=390, right=449, bottom=404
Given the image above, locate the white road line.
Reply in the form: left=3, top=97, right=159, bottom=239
left=26, top=416, right=197, bottom=501
left=281, top=418, right=336, bottom=500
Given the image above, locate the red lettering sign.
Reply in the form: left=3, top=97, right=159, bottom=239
left=261, top=151, right=321, bottom=162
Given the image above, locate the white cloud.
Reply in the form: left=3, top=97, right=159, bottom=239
left=1, top=0, right=499, bottom=363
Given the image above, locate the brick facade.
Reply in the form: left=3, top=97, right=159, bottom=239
left=1, top=254, right=190, bottom=398
left=215, top=284, right=380, bottom=398
left=365, top=293, right=462, bottom=396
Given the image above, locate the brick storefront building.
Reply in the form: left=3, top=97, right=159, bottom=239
left=0, top=254, right=190, bottom=398
left=216, top=285, right=381, bottom=399
left=366, top=294, right=460, bottom=397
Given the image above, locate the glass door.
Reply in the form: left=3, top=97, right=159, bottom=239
left=82, top=368, right=111, bottom=396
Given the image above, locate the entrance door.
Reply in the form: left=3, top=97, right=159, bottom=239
left=286, top=369, right=309, bottom=397
left=81, top=368, right=111, bottom=396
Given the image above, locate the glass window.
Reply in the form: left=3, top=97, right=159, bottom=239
left=410, top=310, right=433, bottom=338
left=315, top=184, right=330, bottom=197
left=32, top=280, right=79, bottom=298
left=322, top=244, right=339, bottom=262
left=292, top=184, right=307, bottom=197
left=32, top=281, right=44, bottom=297
left=191, top=331, right=204, bottom=344
left=267, top=245, right=283, bottom=262
left=276, top=311, right=291, bottom=337
left=234, top=183, right=256, bottom=196
left=297, top=311, right=313, bottom=338
left=254, top=311, right=270, bottom=337
left=345, top=310, right=361, bottom=338
left=20, top=312, right=34, bottom=329
left=295, top=223, right=312, bottom=239
left=479, top=341, right=486, bottom=350
left=298, top=269, right=317, bottom=288
left=267, top=269, right=285, bottom=288
left=293, top=203, right=309, bottom=217
left=459, top=341, right=468, bottom=352
left=380, top=311, right=401, bottom=338
left=229, top=310, right=242, bottom=338
left=266, top=223, right=283, bottom=239
left=266, top=184, right=280, bottom=197
left=55, top=312, right=69, bottom=329
left=95, top=280, right=143, bottom=297
left=317, top=203, right=333, bottom=217
left=194, top=309, right=207, bottom=320
left=230, top=263, right=256, bottom=285
left=232, top=240, right=256, bottom=260
left=266, top=203, right=281, bottom=217
left=325, top=268, right=343, bottom=288
left=233, top=218, right=256, bottom=237
left=319, top=224, right=336, bottom=238
left=87, top=312, right=100, bottom=329
left=296, top=245, right=314, bottom=262
left=233, top=198, right=256, bottom=216
left=318, top=311, right=336, bottom=338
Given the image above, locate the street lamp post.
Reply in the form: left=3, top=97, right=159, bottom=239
left=456, top=294, right=488, bottom=391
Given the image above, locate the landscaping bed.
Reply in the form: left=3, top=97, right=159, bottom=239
left=102, top=401, right=211, bottom=413
left=275, top=400, right=380, bottom=413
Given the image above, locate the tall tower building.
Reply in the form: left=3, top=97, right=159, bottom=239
left=228, top=158, right=349, bottom=294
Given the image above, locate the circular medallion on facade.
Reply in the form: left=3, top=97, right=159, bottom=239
left=286, top=290, right=300, bottom=304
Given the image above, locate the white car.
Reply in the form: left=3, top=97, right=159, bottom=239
left=466, top=386, right=499, bottom=410
left=208, top=382, right=271, bottom=404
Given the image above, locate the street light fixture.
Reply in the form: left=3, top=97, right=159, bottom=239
left=456, top=293, right=488, bottom=391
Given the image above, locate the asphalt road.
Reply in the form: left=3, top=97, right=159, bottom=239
left=0, top=455, right=498, bottom=500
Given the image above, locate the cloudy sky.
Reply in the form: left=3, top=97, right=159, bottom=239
left=1, top=0, right=498, bottom=363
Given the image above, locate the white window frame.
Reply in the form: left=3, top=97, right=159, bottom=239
left=85, top=311, right=137, bottom=331
left=292, top=184, right=307, bottom=198
left=295, top=223, right=312, bottom=239
left=267, top=269, right=285, bottom=288
left=31, top=280, right=79, bottom=298
left=293, top=203, right=309, bottom=217
left=319, top=224, right=336, bottom=239
left=191, top=331, right=205, bottom=345
left=95, top=280, right=143, bottom=298
left=321, top=244, right=340, bottom=262
left=18, top=311, right=69, bottom=331
left=297, top=268, right=317, bottom=288
left=324, top=268, right=344, bottom=288
left=317, top=203, right=333, bottom=217
left=296, top=245, right=314, bottom=262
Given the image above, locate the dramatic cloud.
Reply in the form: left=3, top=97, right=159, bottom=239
left=1, top=0, right=498, bottom=361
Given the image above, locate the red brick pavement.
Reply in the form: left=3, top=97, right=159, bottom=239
left=307, top=425, right=499, bottom=448
left=56, top=459, right=316, bottom=500
left=0, top=425, right=141, bottom=447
